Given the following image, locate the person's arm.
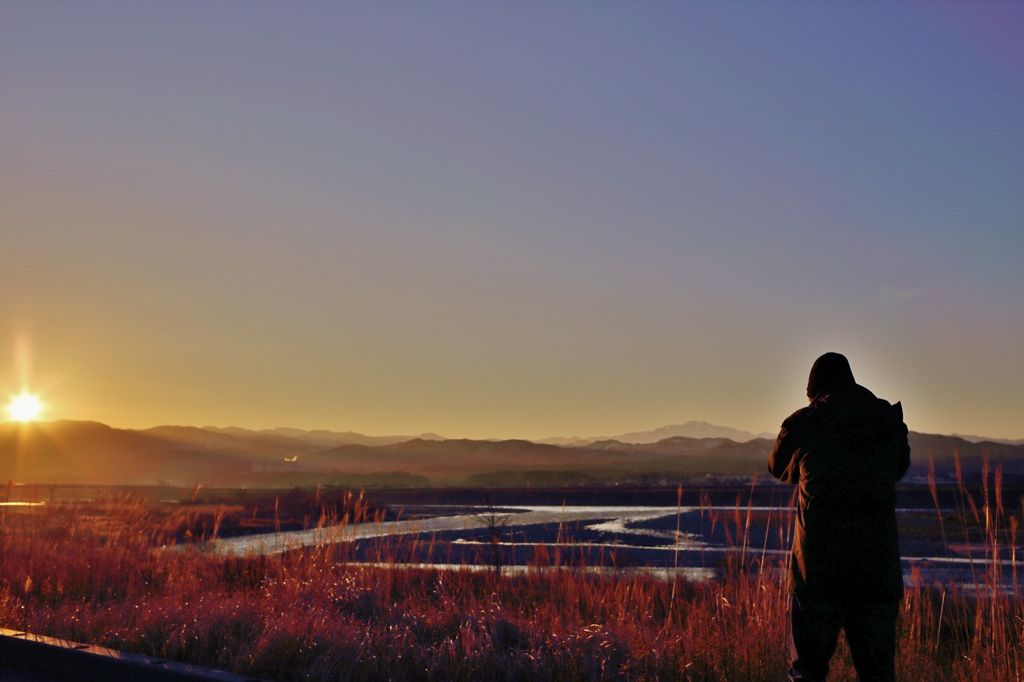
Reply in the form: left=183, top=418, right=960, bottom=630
left=892, top=401, right=911, bottom=481
left=768, top=416, right=803, bottom=485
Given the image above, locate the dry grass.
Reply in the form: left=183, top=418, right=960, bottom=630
left=0, top=467, right=1020, bottom=681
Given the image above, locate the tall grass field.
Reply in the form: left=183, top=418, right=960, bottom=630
left=0, top=460, right=1020, bottom=681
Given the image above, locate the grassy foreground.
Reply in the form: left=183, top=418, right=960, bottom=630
left=0, top=478, right=1020, bottom=681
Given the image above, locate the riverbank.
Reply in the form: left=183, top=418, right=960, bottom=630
left=0, top=486, right=1020, bottom=680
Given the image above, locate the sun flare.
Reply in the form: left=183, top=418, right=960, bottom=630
left=7, top=393, right=44, bottom=422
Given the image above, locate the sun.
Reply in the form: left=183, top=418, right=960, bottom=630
left=7, top=393, right=44, bottom=422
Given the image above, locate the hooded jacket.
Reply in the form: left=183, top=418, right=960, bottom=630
left=769, top=381, right=910, bottom=602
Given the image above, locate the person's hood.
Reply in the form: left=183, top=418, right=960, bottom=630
left=807, top=352, right=856, bottom=400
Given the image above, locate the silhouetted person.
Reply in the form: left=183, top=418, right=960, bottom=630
left=769, top=353, right=910, bottom=682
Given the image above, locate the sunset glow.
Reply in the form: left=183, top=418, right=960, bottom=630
left=7, top=393, right=43, bottom=422
left=0, top=4, right=1021, bottom=440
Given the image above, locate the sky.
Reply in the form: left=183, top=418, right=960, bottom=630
left=1, top=3, right=1022, bottom=440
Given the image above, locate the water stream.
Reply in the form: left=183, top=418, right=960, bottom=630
left=191, top=504, right=1022, bottom=591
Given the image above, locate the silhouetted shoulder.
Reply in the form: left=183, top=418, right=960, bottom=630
left=781, top=404, right=814, bottom=430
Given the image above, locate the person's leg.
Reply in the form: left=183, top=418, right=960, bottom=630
left=789, top=596, right=845, bottom=682
left=843, top=600, right=899, bottom=682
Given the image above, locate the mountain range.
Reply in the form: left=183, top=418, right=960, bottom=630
left=0, top=420, right=1021, bottom=487
left=538, top=420, right=775, bottom=446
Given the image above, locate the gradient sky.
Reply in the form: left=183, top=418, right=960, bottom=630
left=1, top=3, right=1022, bottom=440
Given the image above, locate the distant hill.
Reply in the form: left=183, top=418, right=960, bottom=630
left=608, top=421, right=776, bottom=443
left=0, top=420, right=247, bottom=486
left=907, top=432, right=1024, bottom=464
left=312, top=435, right=781, bottom=485
left=949, top=433, right=1024, bottom=446
left=141, top=425, right=318, bottom=456
left=1, top=420, right=1021, bottom=487
left=538, top=420, right=774, bottom=446
left=200, top=426, right=445, bottom=448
